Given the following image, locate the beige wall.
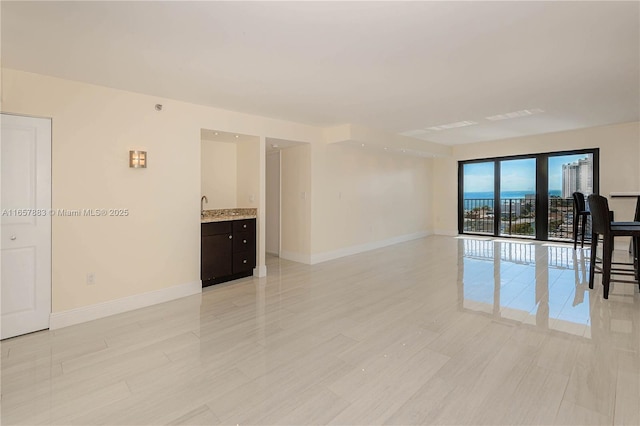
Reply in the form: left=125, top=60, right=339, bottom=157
left=280, top=144, right=312, bottom=261
left=433, top=121, right=640, bottom=245
left=200, top=137, right=261, bottom=211
left=200, top=141, right=237, bottom=209
left=310, top=144, right=432, bottom=258
left=12, top=66, right=632, bottom=316
left=1, top=68, right=322, bottom=313
left=265, top=152, right=280, bottom=255
left=236, top=138, right=260, bottom=208
left=1, top=68, right=436, bottom=314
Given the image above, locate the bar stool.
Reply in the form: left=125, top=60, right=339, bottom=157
left=572, top=192, right=590, bottom=249
left=587, top=194, right=640, bottom=299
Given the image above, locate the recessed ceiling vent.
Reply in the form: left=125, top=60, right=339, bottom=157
left=485, top=108, right=544, bottom=121
left=400, top=120, right=479, bottom=138
left=426, top=120, right=478, bottom=131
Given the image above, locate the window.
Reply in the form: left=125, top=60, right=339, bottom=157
left=458, top=149, right=599, bottom=241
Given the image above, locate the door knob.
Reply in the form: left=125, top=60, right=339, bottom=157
left=10, top=235, right=16, bottom=240
left=228, top=235, right=232, bottom=239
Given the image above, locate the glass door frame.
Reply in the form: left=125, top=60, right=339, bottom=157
left=458, top=148, right=599, bottom=240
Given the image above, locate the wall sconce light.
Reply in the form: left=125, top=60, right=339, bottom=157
left=129, top=150, right=147, bottom=168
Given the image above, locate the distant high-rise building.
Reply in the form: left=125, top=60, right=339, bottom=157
left=562, top=157, right=593, bottom=198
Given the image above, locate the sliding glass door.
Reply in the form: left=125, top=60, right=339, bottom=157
left=500, top=158, right=536, bottom=237
left=547, top=153, right=595, bottom=241
left=459, top=149, right=598, bottom=241
left=461, top=162, right=495, bottom=235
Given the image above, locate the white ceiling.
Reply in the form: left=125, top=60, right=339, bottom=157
left=201, top=129, right=306, bottom=153
left=265, top=137, right=307, bottom=153
left=2, top=1, right=639, bottom=145
left=201, top=129, right=257, bottom=144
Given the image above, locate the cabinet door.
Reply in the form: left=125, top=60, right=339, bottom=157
left=201, top=234, right=232, bottom=280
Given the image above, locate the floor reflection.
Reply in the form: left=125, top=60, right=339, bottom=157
left=458, top=238, right=591, bottom=337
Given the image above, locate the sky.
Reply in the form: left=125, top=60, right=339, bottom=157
left=463, top=154, right=591, bottom=193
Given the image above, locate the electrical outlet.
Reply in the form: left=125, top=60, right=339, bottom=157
left=87, top=273, right=96, bottom=285
left=249, top=194, right=255, bottom=203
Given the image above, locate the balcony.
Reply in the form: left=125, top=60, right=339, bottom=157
left=548, top=197, right=576, bottom=240
left=462, top=197, right=577, bottom=240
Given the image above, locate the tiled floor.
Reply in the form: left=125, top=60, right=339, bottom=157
left=1, top=236, right=639, bottom=425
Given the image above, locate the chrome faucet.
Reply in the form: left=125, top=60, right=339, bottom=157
left=201, top=195, right=208, bottom=218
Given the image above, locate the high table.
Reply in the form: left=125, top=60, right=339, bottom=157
left=610, top=192, right=640, bottom=222
left=610, top=192, right=640, bottom=261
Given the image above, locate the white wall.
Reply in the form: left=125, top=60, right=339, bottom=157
left=280, top=144, right=312, bottom=262
left=309, top=143, right=432, bottom=262
left=1, top=68, right=437, bottom=314
left=432, top=121, right=640, bottom=247
left=200, top=140, right=237, bottom=209
left=265, top=152, right=280, bottom=255
left=236, top=138, right=260, bottom=208
left=9, top=67, right=636, bottom=322
left=1, top=68, right=322, bottom=315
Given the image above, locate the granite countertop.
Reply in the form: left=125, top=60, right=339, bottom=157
left=201, top=208, right=257, bottom=223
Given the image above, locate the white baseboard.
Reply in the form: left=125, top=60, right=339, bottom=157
left=434, top=229, right=459, bottom=236
left=280, top=250, right=312, bottom=264
left=309, top=231, right=431, bottom=265
left=253, top=265, right=267, bottom=277
left=49, top=281, right=202, bottom=330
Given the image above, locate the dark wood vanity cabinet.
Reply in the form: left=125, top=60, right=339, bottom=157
left=201, top=221, right=232, bottom=280
left=201, top=218, right=256, bottom=287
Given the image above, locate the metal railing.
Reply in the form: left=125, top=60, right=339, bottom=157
left=499, top=198, right=535, bottom=237
left=548, top=197, right=576, bottom=240
left=463, top=197, right=576, bottom=241
left=462, top=198, right=494, bottom=234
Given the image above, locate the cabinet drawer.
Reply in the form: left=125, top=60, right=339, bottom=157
left=202, top=221, right=232, bottom=236
left=232, top=219, right=255, bottom=234
left=233, top=231, right=255, bottom=253
left=233, top=250, right=256, bottom=274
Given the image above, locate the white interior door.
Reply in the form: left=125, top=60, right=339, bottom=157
left=1, top=114, right=52, bottom=339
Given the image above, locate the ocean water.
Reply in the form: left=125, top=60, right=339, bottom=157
left=463, top=190, right=563, bottom=210
left=464, top=190, right=562, bottom=199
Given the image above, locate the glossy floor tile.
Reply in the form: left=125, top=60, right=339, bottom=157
left=1, top=236, right=639, bottom=425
